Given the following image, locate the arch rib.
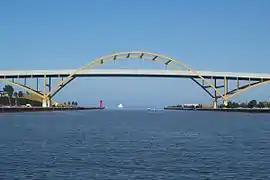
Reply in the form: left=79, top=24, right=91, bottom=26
left=51, top=77, right=75, bottom=98
left=46, top=51, right=226, bottom=100
left=190, top=78, right=214, bottom=98
left=226, top=79, right=270, bottom=99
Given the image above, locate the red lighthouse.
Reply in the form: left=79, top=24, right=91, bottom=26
left=100, top=100, right=103, bottom=108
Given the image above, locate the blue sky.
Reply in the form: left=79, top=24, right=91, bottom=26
left=1, top=0, right=270, bottom=107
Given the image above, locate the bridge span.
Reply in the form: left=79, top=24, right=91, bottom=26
left=1, top=69, right=270, bottom=81
left=1, top=68, right=270, bottom=109
left=1, top=51, right=269, bottom=108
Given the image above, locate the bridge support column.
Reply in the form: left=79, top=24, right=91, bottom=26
left=213, top=79, right=218, bottom=109
left=213, top=99, right=218, bottom=109
left=223, top=100, right=228, bottom=107
left=48, top=77, right=51, bottom=92
left=42, top=98, right=51, bottom=107
left=42, top=98, right=48, bottom=107
left=42, top=73, right=51, bottom=107
left=223, top=77, right=228, bottom=107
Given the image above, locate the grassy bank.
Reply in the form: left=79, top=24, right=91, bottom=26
left=0, top=96, right=42, bottom=107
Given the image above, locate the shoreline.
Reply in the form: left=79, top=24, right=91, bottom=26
left=164, top=107, right=270, bottom=113
left=0, top=106, right=105, bottom=113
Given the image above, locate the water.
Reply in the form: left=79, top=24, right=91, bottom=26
left=0, top=110, right=270, bottom=179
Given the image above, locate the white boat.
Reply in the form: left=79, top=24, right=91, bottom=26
left=148, top=108, right=156, bottom=111
left=118, top=104, right=123, bottom=108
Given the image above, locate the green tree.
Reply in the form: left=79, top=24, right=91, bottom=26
left=3, top=85, right=14, bottom=106
left=67, top=101, right=71, bottom=106
left=219, top=104, right=226, bottom=108
left=248, top=100, right=257, bottom=108
left=224, top=101, right=241, bottom=108
left=227, top=101, right=232, bottom=108
left=239, top=102, right=248, bottom=108
left=13, top=92, right=18, bottom=106
left=257, top=101, right=264, bottom=108
left=18, top=91, right=24, bottom=98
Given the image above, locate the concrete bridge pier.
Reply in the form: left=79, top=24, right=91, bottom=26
left=213, top=99, right=218, bottom=109
left=42, top=98, right=51, bottom=107
left=223, top=100, right=228, bottom=107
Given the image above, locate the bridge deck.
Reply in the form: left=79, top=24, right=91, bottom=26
left=0, top=69, right=270, bottom=81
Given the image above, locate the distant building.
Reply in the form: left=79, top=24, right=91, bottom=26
left=200, top=104, right=214, bottom=109
left=183, top=104, right=200, bottom=108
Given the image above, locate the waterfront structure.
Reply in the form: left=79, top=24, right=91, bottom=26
left=0, top=91, right=8, bottom=97
left=1, top=51, right=270, bottom=108
left=100, top=100, right=103, bottom=108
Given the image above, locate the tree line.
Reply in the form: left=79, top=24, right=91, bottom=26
left=168, top=99, right=270, bottom=109
left=62, top=101, right=78, bottom=107
left=220, top=100, right=270, bottom=109
left=0, top=85, right=80, bottom=107
left=0, top=85, right=41, bottom=106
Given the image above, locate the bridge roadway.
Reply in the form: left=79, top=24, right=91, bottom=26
left=1, top=69, right=270, bottom=81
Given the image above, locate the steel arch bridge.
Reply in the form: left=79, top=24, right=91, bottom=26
left=1, top=51, right=270, bottom=108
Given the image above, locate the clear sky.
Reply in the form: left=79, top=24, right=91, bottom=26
left=1, top=0, right=270, bottom=108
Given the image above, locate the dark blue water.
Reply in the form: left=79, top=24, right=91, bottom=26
left=0, top=110, right=270, bottom=179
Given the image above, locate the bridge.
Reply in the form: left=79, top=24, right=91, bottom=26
left=1, top=69, right=270, bottom=80
left=1, top=51, right=269, bottom=108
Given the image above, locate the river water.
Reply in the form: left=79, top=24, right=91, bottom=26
left=0, top=110, right=270, bottom=179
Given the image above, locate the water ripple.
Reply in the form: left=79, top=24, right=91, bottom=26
left=0, top=110, right=270, bottom=179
